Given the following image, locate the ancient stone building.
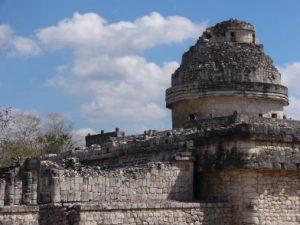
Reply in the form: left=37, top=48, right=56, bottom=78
left=1, top=19, right=300, bottom=225
left=166, top=19, right=288, bottom=128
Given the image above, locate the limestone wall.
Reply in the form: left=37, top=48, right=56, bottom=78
left=0, top=206, right=38, bottom=225
left=194, top=140, right=300, bottom=171
left=0, top=202, right=232, bottom=225
left=171, top=96, right=284, bottom=128
left=78, top=202, right=232, bottom=225
left=0, top=173, right=23, bottom=206
left=225, top=29, right=254, bottom=43
left=39, top=205, right=77, bottom=225
left=39, top=161, right=194, bottom=204
left=197, top=169, right=300, bottom=224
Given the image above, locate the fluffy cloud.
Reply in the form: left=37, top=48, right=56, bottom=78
left=279, top=62, right=300, bottom=97
left=0, top=24, right=12, bottom=47
left=0, top=24, right=40, bottom=56
left=284, top=96, right=300, bottom=120
left=40, top=12, right=206, bottom=132
left=279, top=62, right=300, bottom=119
left=37, top=12, right=204, bottom=54
left=71, top=128, right=95, bottom=147
left=9, top=37, right=41, bottom=57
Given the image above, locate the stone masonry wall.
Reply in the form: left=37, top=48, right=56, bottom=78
left=197, top=169, right=300, bottom=225
left=78, top=202, right=232, bottom=225
left=39, top=161, right=194, bottom=204
left=0, top=206, right=38, bottom=225
left=171, top=96, right=284, bottom=127
left=0, top=173, right=23, bottom=206
left=194, top=140, right=300, bottom=171
left=38, top=205, right=79, bottom=225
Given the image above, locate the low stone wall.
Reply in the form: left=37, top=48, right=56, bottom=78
left=39, top=161, right=194, bottom=204
left=0, top=206, right=39, bottom=225
left=0, top=202, right=230, bottom=225
left=78, top=201, right=232, bottom=225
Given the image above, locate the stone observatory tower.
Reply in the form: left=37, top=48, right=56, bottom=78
left=166, top=19, right=289, bottom=128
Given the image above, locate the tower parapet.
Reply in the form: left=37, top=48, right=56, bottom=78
left=166, top=19, right=289, bottom=128
left=202, top=19, right=257, bottom=44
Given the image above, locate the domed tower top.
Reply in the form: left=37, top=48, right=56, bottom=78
left=166, top=19, right=289, bottom=128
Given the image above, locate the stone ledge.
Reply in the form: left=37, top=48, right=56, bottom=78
left=0, top=205, right=39, bottom=213
left=55, top=201, right=230, bottom=211
left=166, top=81, right=288, bottom=107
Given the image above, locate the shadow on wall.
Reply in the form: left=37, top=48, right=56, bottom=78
left=39, top=205, right=80, bottom=225
left=193, top=142, right=248, bottom=201
left=194, top=167, right=300, bottom=224
left=167, top=160, right=194, bottom=201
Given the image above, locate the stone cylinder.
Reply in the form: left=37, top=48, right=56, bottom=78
left=51, top=177, right=61, bottom=203
left=5, top=174, right=14, bottom=206
left=0, top=179, right=6, bottom=206
left=22, top=172, right=33, bottom=205
left=31, top=171, right=38, bottom=204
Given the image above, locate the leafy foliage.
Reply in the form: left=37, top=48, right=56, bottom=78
left=0, top=108, right=74, bottom=167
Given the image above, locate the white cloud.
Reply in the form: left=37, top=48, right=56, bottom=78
left=0, top=24, right=40, bottom=56
left=279, top=62, right=300, bottom=97
left=9, top=37, right=40, bottom=57
left=37, top=12, right=204, bottom=54
left=81, top=97, right=166, bottom=123
left=40, top=12, right=206, bottom=131
left=0, top=24, right=12, bottom=47
left=279, top=62, right=300, bottom=119
left=72, top=128, right=95, bottom=147
left=56, top=64, right=68, bottom=73
left=284, top=96, right=300, bottom=120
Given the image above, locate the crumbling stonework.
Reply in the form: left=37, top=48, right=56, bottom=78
left=1, top=19, right=299, bottom=225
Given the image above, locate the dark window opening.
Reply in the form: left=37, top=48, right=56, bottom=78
left=297, top=163, right=300, bottom=171
left=189, top=114, right=196, bottom=121
left=259, top=113, right=263, bottom=117
left=271, top=113, right=277, bottom=118
left=205, top=33, right=212, bottom=39
left=252, top=33, right=256, bottom=43
left=230, top=32, right=236, bottom=42
left=203, top=31, right=212, bottom=40
left=280, top=163, right=286, bottom=170
left=194, top=171, right=203, bottom=200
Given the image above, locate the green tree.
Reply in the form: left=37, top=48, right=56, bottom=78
left=0, top=109, right=75, bottom=167
left=38, top=113, right=73, bottom=154
left=0, top=108, right=41, bottom=167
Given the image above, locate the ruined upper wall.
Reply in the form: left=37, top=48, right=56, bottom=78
left=49, top=115, right=300, bottom=171
left=202, top=19, right=256, bottom=44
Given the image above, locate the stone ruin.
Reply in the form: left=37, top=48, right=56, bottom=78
left=1, top=19, right=299, bottom=225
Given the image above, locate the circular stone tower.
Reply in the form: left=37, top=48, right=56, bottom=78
left=166, top=19, right=289, bottom=128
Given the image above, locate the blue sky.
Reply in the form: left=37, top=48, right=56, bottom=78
left=1, top=0, right=300, bottom=139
